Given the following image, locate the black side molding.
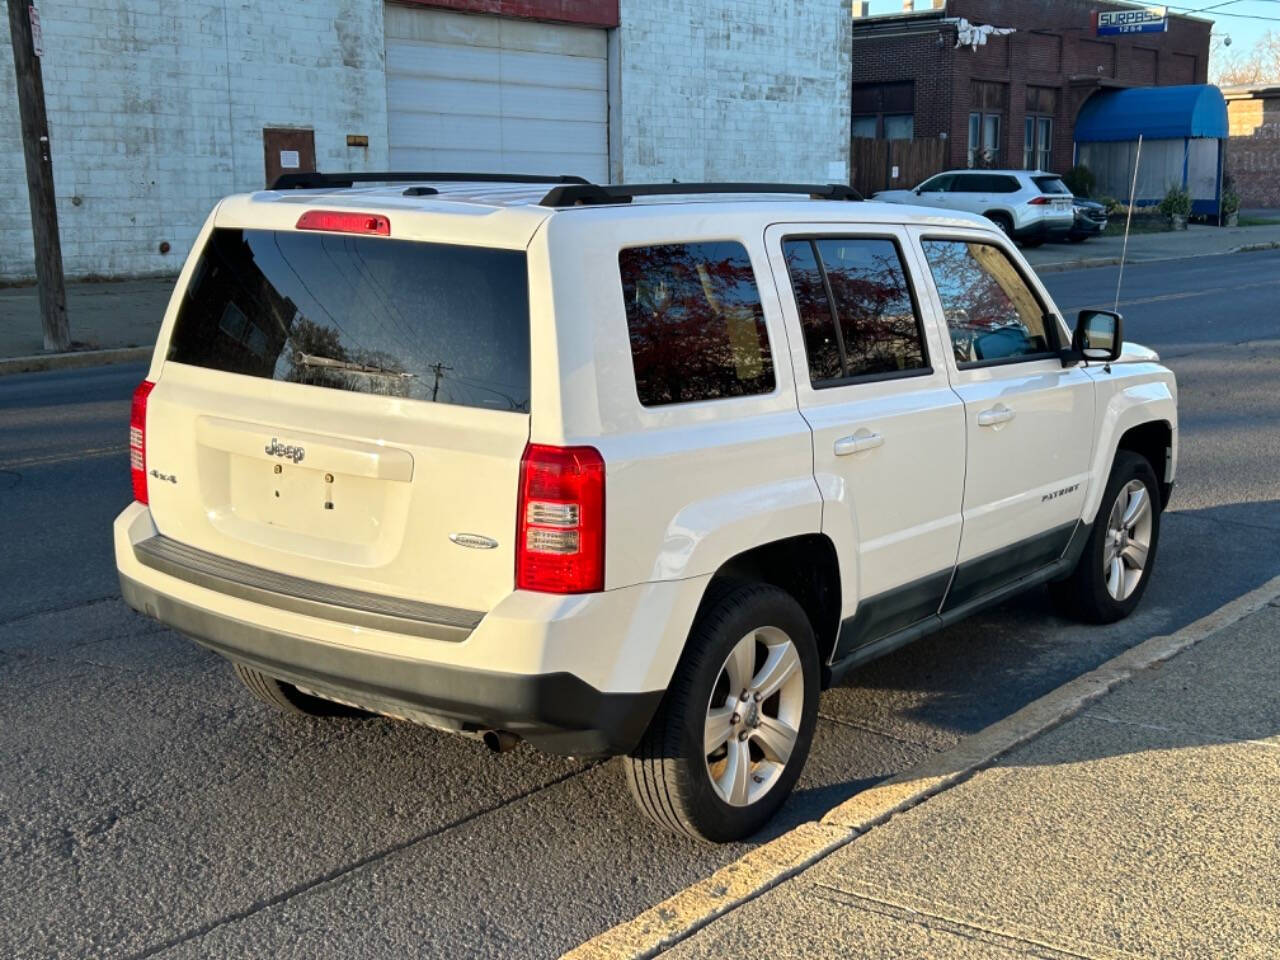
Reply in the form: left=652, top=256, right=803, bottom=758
left=826, top=522, right=1088, bottom=688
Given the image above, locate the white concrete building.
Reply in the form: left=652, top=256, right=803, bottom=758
left=2, top=0, right=851, bottom=281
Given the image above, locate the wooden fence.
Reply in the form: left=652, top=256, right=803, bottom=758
left=851, top=137, right=948, bottom=196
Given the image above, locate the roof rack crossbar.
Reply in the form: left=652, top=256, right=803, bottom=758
left=538, top=181, right=864, bottom=207
left=270, top=171, right=592, bottom=191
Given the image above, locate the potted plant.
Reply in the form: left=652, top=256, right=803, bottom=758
left=1158, top=184, right=1192, bottom=230
left=1221, top=187, right=1240, bottom=227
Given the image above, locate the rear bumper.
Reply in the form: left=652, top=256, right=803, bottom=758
left=113, top=503, right=706, bottom=758
left=1069, top=217, right=1107, bottom=237
left=119, top=571, right=660, bottom=757
left=1013, top=217, right=1073, bottom=241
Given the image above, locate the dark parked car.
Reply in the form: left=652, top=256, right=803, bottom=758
left=1069, top=199, right=1108, bottom=242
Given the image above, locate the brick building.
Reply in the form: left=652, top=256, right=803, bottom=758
left=2, top=0, right=851, bottom=282
left=850, top=0, right=1212, bottom=193
left=1224, top=84, right=1280, bottom=209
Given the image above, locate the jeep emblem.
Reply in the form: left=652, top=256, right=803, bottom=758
left=265, top=438, right=305, bottom=463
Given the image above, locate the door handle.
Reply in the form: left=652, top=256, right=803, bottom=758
left=834, top=430, right=884, bottom=456
left=977, top=404, right=1016, bottom=427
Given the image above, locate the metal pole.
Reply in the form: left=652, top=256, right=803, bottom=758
left=1115, top=134, right=1142, bottom=316
left=7, top=0, right=69, bottom=352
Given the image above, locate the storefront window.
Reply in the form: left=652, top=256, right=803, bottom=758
left=884, top=114, right=914, bottom=140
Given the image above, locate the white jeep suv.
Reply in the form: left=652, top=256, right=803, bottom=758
left=115, top=174, right=1177, bottom=842
left=875, top=170, right=1076, bottom=246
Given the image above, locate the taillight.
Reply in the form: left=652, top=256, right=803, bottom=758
left=295, top=210, right=390, bottom=235
left=516, top=444, right=605, bottom=594
left=1028, top=196, right=1051, bottom=205
left=129, top=380, right=156, bottom=504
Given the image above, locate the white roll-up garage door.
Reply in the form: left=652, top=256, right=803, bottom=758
left=385, top=4, right=608, bottom=181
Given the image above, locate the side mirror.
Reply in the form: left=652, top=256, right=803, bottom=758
left=1073, top=309, right=1123, bottom=362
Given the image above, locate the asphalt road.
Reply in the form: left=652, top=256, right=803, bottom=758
left=2, top=248, right=1278, bottom=959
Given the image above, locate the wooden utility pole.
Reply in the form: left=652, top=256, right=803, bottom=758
left=7, top=0, right=69, bottom=352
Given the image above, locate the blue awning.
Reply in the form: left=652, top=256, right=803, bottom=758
left=1074, top=84, right=1228, bottom=142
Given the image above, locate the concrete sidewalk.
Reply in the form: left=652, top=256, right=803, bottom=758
left=1023, top=220, right=1280, bottom=273
left=0, top=276, right=174, bottom=372
left=668, top=601, right=1280, bottom=959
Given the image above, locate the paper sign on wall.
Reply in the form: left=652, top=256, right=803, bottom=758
left=29, top=5, right=43, bottom=57
left=279, top=150, right=301, bottom=169
left=892, top=165, right=900, bottom=179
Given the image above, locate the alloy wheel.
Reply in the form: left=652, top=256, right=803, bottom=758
left=1103, top=479, right=1153, bottom=601
left=703, top=627, right=804, bottom=807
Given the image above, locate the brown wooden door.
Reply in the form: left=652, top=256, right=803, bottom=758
left=262, top=128, right=316, bottom=188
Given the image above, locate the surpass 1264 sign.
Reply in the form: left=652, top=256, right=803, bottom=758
left=1094, top=6, right=1168, bottom=35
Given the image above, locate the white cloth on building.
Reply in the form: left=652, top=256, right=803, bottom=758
left=954, top=18, right=1015, bottom=51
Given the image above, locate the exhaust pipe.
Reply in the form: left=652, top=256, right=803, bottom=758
left=482, top=730, right=519, bottom=753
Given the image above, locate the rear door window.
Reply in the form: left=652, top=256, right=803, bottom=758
left=168, top=228, right=531, bottom=412
left=782, top=237, right=928, bottom=385
left=618, top=242, right=775, bottom=407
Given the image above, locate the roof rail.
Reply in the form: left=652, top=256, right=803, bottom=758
left=538, top=181, right=864, bottom=207
left=270, top=171, right=592, bottom=191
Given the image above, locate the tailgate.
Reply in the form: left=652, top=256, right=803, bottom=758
left=143, top=224, right=532, bottom=614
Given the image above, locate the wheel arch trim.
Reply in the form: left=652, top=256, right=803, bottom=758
left=1083, top=381, right=1177, bottom=522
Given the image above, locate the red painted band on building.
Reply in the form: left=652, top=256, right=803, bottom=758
left=395, top=0, right=618, bottom=28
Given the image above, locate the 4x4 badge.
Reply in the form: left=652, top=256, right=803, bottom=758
left=264, top=438, right=305, bottom=463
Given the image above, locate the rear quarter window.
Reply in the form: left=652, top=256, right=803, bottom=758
left=167, top=228, right=531, bottom=412
left=618, top=241, right=775, bottom=407
left=1033, top=176, right=1072, bottom=195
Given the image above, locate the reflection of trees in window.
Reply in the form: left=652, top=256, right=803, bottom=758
left=820, top=239, right=924, bottom=377
left=169, top=229, right=532, bottom=412
left=783, top=238, right=925, bottom=383
left=921, top=240, right=1050, bottom=363
left=282, top=317, right=413, bottom=399
left=783, top=241, right=843, bottom=382
left=620, top=243, right=775, bottom=406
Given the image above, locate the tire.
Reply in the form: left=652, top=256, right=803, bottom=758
left=987, top=212, right=1014, bottom=238
left=1049, top=451, right=1161, bottom=624
left=1068, top=234, right=1088, bottom=243
left=232, top=662, right=367, bottom=718
left=624, top=583, right=819, bottom=843
left=1020, top=239, right=1044, bottom=249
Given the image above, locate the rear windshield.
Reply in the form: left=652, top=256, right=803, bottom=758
left=168, top=228, right=531, bottom=412
left=1033, top=176, right=1072, bottom=195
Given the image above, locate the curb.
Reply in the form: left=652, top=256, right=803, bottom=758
left=1031, top=255, right=1122, bottom=274
left=1030, top=238, right=1280, bottom=275
left=564, top=573, right=1280, bottom=960
left=0, top=346, right=151, bottom=376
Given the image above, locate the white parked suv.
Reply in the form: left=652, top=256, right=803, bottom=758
left=115, top=174, right=1177, bottom=842
left=875, top=170, right=1076, bottom=246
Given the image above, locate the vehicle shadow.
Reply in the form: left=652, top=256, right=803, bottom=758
left=766, top=498, right=1280, bottom=840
